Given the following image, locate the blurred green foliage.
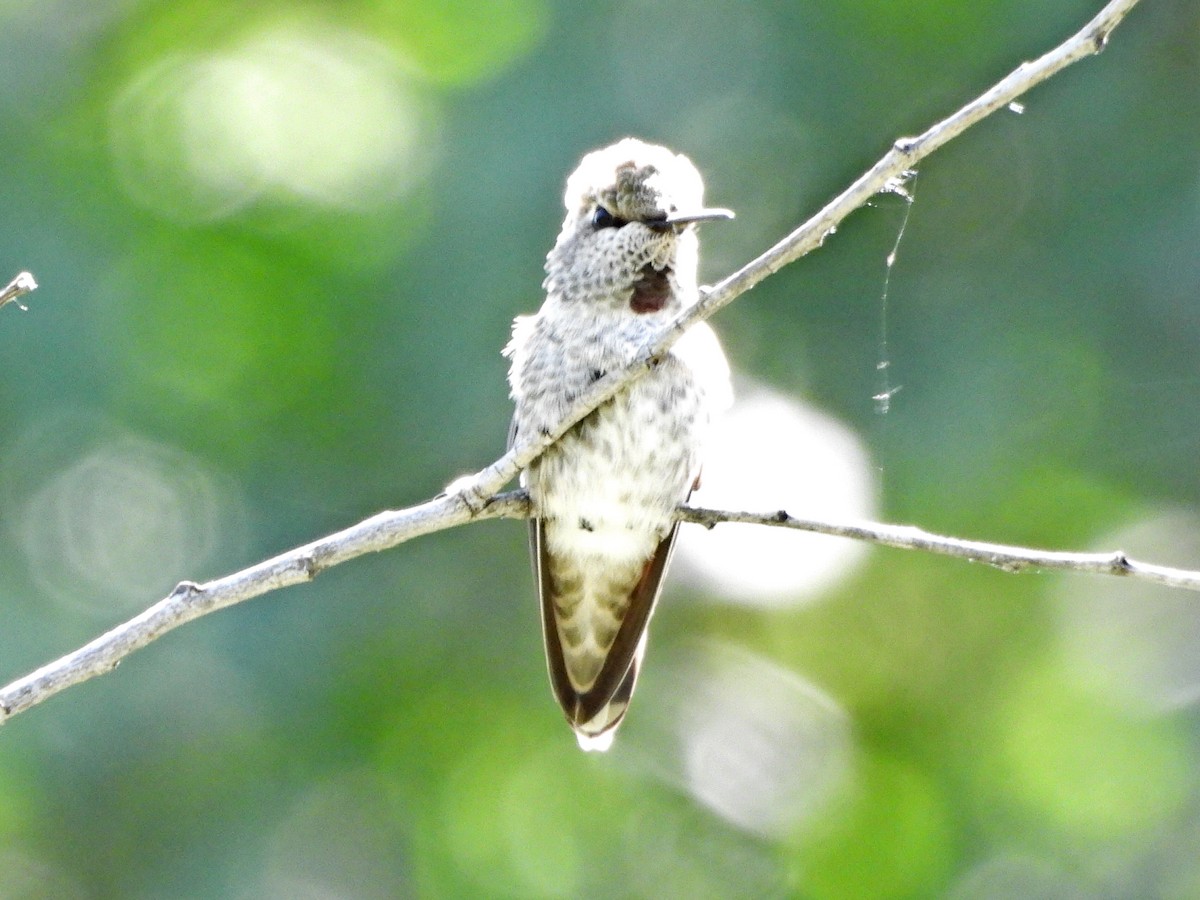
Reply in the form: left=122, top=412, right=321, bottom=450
left=2, top=0, right=1199, bottom=897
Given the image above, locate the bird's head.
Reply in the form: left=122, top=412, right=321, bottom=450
left=545, top=138, right=732, bottom=311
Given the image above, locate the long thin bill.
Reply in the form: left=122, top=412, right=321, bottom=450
left=665, top=208, right=735, bottom=225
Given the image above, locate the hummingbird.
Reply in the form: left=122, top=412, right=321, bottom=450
left=505, top=138, right=733, bottom=750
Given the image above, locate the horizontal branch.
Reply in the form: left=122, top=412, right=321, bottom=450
left=5, top=488, right=1197, bottom=724
left=678, top=506, right=1200, bottom=592
left=0, top=0, right=1146, bottom=725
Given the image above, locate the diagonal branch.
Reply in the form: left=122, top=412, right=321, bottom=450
left=455, top=0, right=1142, bottom=514
left=0, top=491, right=529, bottom=721
left=0, top=0, right=1146, bottom=725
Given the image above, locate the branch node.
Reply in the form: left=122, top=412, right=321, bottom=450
left=299, top=553, right=322, bottom=580
left=1110, top=551, right=1133, bottom=575
left=774, top=509, right=790, bottom=523
left=459, top=486, right=489, bottom=515
left=444, top=472, right=491, bottom=515
left=168, top=580, right=203, bottom=601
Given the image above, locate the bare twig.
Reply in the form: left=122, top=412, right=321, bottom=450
left=6, top=481, right=1199, bottom=723
left=452, top=0, right=1142, bottom=514
left=0, top=0, right=1147, bottom=724
left=678, top=506, right=1200, bottom=593
left=0, top=491, right=528, bottom=721
left=0, top=271, right=37, bottom=311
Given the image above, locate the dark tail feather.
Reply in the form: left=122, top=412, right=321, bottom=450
left=533, top=519, right=678, bottom=750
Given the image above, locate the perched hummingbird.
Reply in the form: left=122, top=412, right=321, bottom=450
left=505, top=138, right=733, bottom=750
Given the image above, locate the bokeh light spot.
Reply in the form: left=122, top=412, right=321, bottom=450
left=630, top=641, right=854, bottom=840
left=676, top=379, right=877, bottom=604
left=1055, top=510, right=1200, bottom=711
left=109, top=21, right=432, bottom=222
left=10, top=427, right=228, bottom=616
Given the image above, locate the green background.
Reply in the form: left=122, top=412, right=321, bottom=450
left=2, top=0, right=1199, bottom=896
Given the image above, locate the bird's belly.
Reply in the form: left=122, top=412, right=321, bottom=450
left=532, top=369, right=702, bottom=563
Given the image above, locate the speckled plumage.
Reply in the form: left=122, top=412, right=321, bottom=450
left=506, top=138, right=732, bottom=750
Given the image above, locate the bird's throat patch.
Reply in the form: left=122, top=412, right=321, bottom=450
left=630, top=264, right=672, bottom=314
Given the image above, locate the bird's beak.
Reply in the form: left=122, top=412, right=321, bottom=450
left=665, top=208, right=735, bottom=225
left=646, top=207, right=734, bottom=233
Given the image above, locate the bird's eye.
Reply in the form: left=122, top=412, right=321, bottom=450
left=592, top=206, right=626, bottom=229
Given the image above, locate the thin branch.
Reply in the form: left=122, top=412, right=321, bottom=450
left=0, top=271, right=37, bottom=311
left=678, top=506, right=1200, bottom=593
left=6, top=481, right=1199, bottom=724
left=0, top=0, right=1146, bottom=725
left=452, top=0, right=1142, bottom=514
left=0, top=491, right=528, bottom=721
